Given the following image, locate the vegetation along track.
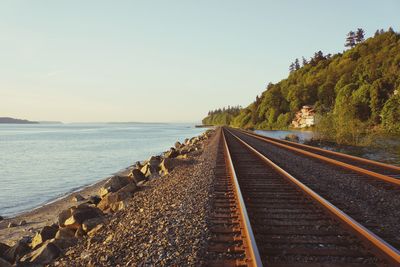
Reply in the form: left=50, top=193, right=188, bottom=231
left=204, top=127, right=400, bottom=266
left=229, top=127, right=400, bottom=250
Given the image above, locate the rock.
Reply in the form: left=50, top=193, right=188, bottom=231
left=82, top=217, right=105, bottom=233
left=58, top=209, right=72, bottom=227
left=97, top=188, right=132, bottom=211
left=18, top=220, right=27, bottom=226
left=140, top=164, right=151, bottom=178
left=176, top=154, right=188, bottom=160
left=0, top=216, right=3, bottom=221
left=0, top=243, right=11, bottom=258
left=64, top=206, right=103, bottom=229
left=72, top=194, right=85, bottom=202
left=133, top=161, right=143, bottom=169
left=118, top=182, right=137, bottom=195
left=30, top=225, right=58, bottom=249
left=75, top=226, right=85, bottom=238
left=0, top=258, right=11, bottom=267
left=55, top=228, right=75, bottom=240
left=51, top=237, right=77, bottom=250
left=109, top=200, right=128, bottom=212
left=164, top=148, right=179, bottom=158
left=139, top=156, right=162, bottom=178
left=140, top=163, right=160, bottom=178
left=179, top=148, right=189, bottom=155
left=19, top=240, right=60, bottom=265
left=87, top=224, right=104, bottom=237
left=159, top=158, right=183, bottom=175
left=87, top=195, right=101, bottom=205
left=129, top=168, right=146, bottom=184
left=174, top=141, right=182, bottom=149
left=7, top=222, right=16, bottom=228
left=284, top=134, right=300, bottom=142
left=55, top=227, right=77, bottom=246
left=148, top=156, right=161, bottom=168
left=2, top=239, right=30, bottom=264
left=99, top=176, right=131, bottom=198
left=184, top=138, right=190, bottom=145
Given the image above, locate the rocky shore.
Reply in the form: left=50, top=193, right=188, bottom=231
left=0, top=129, right=216, bottom=266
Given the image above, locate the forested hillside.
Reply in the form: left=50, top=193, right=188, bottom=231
left=202, top=28, right=400, bottom=143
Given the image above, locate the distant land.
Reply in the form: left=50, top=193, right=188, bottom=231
left=0, top=117, right=39, bottom=124
left=0, top=117, right=62, bottom=124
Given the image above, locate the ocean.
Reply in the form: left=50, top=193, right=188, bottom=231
left=0, top=123, right=206, bottom=217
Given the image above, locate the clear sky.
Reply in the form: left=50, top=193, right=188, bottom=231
left=1, top=1, right=399, bottom=123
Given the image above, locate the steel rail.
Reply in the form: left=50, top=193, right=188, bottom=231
left=233, top=128, right=400, bottom=186
left=241, top=128, right=400, bottom=173
left=221, top=130, right=263, bottom=267
left=225, top=127, right=400, bottom=265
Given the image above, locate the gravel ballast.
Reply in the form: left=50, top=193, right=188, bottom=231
left=51, top=129, right=221, bottom=266
left=232, top=129, right=400, bottom=249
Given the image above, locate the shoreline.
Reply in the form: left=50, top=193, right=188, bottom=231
left=0, top=128, right=214, bottom=266
left=0, top=164, right=135, bottom=246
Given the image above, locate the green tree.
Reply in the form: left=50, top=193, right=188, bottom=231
left=381, top=94, right=400, bottom=133
left=345, top=31, right=356, bottom=48
left=355, top=28, right=365, bottom=43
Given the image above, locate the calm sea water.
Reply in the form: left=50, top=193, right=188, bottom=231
left=255, top=129, right=400, bottom=166
left=0, top=123, right=206, bottom=217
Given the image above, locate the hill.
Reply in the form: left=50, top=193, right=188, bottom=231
left=0, top=117, right=39, bottom=124
left=202, top=28, right=400, bottom=144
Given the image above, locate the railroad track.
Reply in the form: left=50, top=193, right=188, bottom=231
left=237, top=128, right=400, bottom=186
left=205, top=127, right=400, bottom=266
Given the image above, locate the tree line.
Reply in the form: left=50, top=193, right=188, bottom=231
left=202, top=27, right=400, bottom=144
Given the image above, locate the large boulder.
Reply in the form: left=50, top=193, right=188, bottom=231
left=0, top=243, right=10, bottom=258
left=164, top=148, right=179, bottom=158
left=129, top=169, right=146, bottom=184
left=179, top=148, right=190, bottom=155
left=72, top=194, right=85, bottom=202
left=174, top=141, right=183, bottom=149
left=159, top=158, right=184, bottom=175
left=19, top=240, right=60, bottom=265
left=55, top=228, right=75, bottom=240
left=2, top=240, right=30, bottom=264
left=148, top=156, right=161, bottom=168
left=140, top=162, right=160, bottom=178
left=58, top=209, right=72, bottom=227
left=54, top=227, right=77, bottom=249
left=87, top=224, right=104, bottom=237
left=284, top=134, right=300, bottom=142
left=0, top=258, right=11, bottom=267
left=51, top=237, right=77, bottom=250
left=97, top=183, right=135, bottom=211
left=30, top=225, right=59, bottom=249
left=82, top=217, right=106, bottom=233
left=87, top=195, right=101, bottom=205
left=109, top=200, right=128, bottom=212
left=64, top=206, right=103, bottom=230
left=133, top=161, right=143, bottom=169
left=99, top=176, right=131, bottom=198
